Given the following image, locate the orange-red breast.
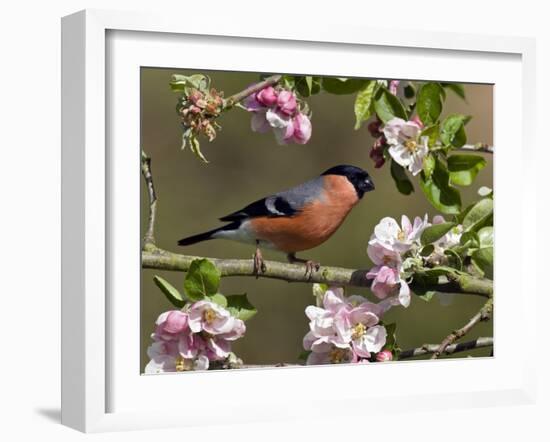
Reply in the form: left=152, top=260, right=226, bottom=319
left=178, top=165, right=375, bottom=273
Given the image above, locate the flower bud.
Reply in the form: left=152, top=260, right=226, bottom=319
left=256, top=86, right=278, bottom=106
left=276, top=90, right=297, bottom=115
left=389, top=80, right=400, bottom=95
left=376, top=350, right=393, bottom=362
left=409, top=115, right=424, bottom=129
left=292, top=113, right=312, bottom=144
left=367, top=119, right=382, bottom=137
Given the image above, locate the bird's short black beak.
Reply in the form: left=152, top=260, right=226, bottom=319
left=365, top=177, right=375, bottom=191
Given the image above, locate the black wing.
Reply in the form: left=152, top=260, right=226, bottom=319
left=219, top=195, right=299, bottom=222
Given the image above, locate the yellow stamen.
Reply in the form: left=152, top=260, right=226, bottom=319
left=203, top=308, right=217, bottom=324
left=328, top=348, right=347, bottom=364
left=351, top=323, right=366, bottom=340
left=175, top=355, right=193, bottom=372
left=397, top=229, right=406, bottom=241
left=404, top=139, right=418, bottom=152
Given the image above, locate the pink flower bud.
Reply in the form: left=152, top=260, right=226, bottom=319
left=376, top=350, right=393, bottom=362
left=276, top=90, right=297, bottom=115
left=409, top=115, right=424, bottom=129
left=389, top=80, right=400, bottom=95
left=292, top=113, right=312, bottom=144
left=256, top=86, right=278, bottom=106
left=367, top=119, right=382, bottom=137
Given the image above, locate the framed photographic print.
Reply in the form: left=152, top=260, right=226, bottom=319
left=61, top=9, right=537, bottom=432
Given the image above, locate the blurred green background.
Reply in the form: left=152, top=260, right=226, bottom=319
left=140, top=68, right=493, bottom=371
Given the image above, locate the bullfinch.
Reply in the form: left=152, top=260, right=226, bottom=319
left=178, top=165, right=375, bottom=276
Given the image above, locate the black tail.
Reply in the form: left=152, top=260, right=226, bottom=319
left=177, top=222, right=239, bottom=246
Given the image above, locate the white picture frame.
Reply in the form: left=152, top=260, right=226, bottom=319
left=61, top=9, right=538, bottom=433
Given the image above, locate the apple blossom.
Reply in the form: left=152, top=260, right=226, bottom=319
left=256, top=86, right=278, bottom=106
left=303, top=286, right=389, bottom=365
left=243, top=86, right=312, bottom=145
left=145, top=301, right=246, bottom=374
left=383, top=117, right=429, bottom=176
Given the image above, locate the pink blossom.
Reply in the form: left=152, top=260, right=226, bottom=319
left=145, top=301, right=246, bottom=374
left=376, top=350, right=393, bottom=362
left=369, top=215, right=428, bottom=254
left=303, top=286, right=388, bottom=365
left=276, top=90, right=297, bottom=115
left=154, top=310, right=189, bottom=340
left=366, top=265, right=411, bottom=308
left=291, top=113, right=312, bottom=144
left=383, top=117, right=428, bottom=176
left=188, top=300, right=243, bottom=335
left=256, top=86, right=278, bottom=106
left=243, top=93, right=264, bottom=112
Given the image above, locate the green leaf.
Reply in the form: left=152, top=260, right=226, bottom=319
left=354, top=81, right=377, bottom=130
left=478, top=226, right=494, bottom=248
left=384, top=323, right=398, bottom=350
left=419, top=158, right=462, bottom=214
left=417, top=83, right=443, bottom=125
left=207, top=293, right=228, bottom=308
left=419, top=244, right=435, bottom=256
left=390, top=159, right=414, bottom=195
left=440, top=114, right=468, bottom=148
left=447, top=154, right=486, bottom=186
left=442, top=83, right=466, bottom=100
left=420, top=125, right=440, bottom=148
left=459, top=231, right=480, bottom=248
left=294, top=76, right=321, bottom=97
left=298, top=350, right=312, bottom=363
left=153, top=275, right=186, bottom=308
left=422, top=153, right=436, bottom=179
left=374, top=88, right=408, bottom=123
left=225, top=294, right=258, bottom=321
left=417, top=290, right=436, bottom=302
left=420, top=222, right=456, bottom=245
left=312, top=283, right=328, bottom=307
left=170, top=74, right=209, bottom=93
left=471, top=247, right=493, bottom=279
left=462, top=198, right=493, bottom=231
left=184, top=259, right=221, bottom=301
left=321, top=77, right=367, bottom=95
left=189, top=135, right=209, bottom=163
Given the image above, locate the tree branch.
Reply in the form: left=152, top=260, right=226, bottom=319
left=141, top=150, right=157, bottom=247
left=430, top=298, right=494, bottom=359
left=224, top=74, right=282, bottom=109
left=231, top=337, right=494, bottom=368
left=454, top=144, right=493, bottom=154
left=140, top=153, right=493, bottom=296
left=399, top=336, right=493, bottom=360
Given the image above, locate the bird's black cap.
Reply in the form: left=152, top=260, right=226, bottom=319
left=321, top=164, right=375, bottom=198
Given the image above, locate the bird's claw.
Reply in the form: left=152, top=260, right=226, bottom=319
left=304, top=260, right=321, bottom=279
left=253, top=248, right=266, bottom=278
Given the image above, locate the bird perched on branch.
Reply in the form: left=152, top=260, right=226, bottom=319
left=178, top=165, right=375, bottom=276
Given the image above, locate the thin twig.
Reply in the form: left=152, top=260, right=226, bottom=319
left=454, top=144, right=493, bottom=154
left=232, top=337, right=494, bottom=368
left=398, top=336, right=493, bottom=360
left=224, top=74, right=282, bottom=108
left=141, top=150, right=157, bottom=248
left=430, top=298, right=494, bottom=359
